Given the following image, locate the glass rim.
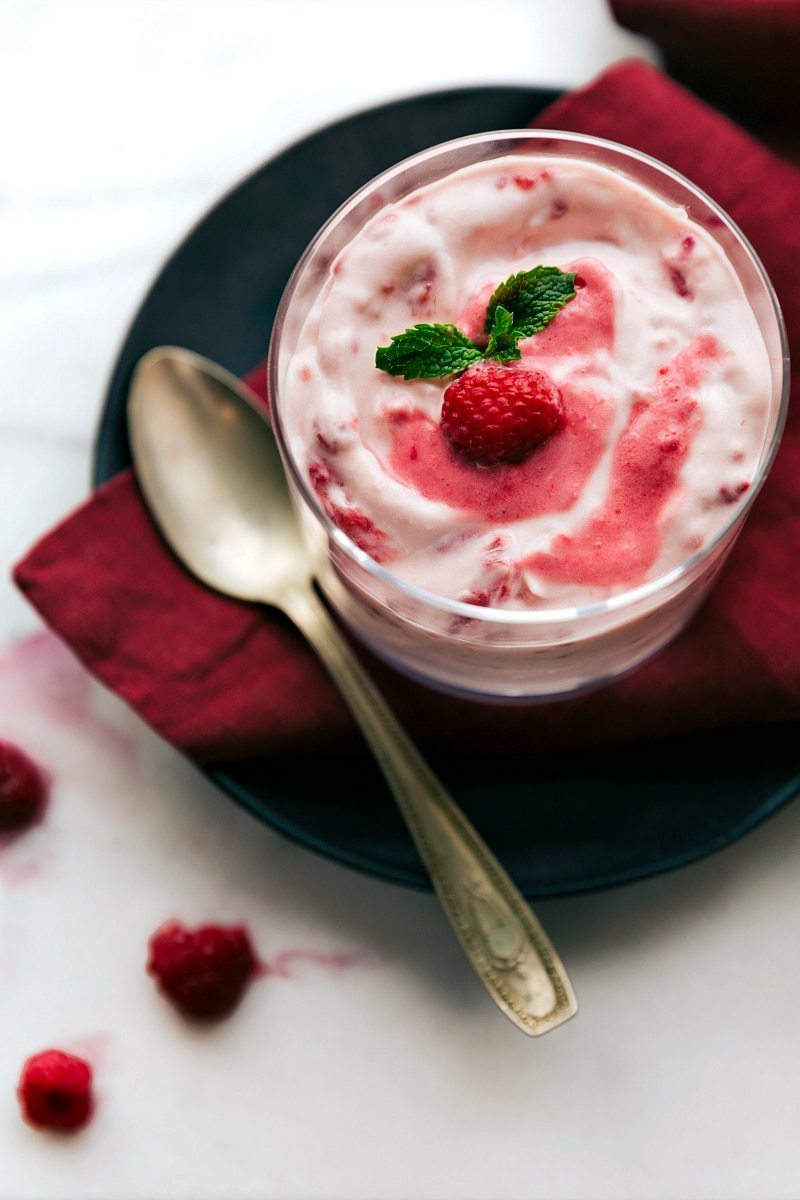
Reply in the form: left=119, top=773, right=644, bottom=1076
left=268, top=128, right=790, bottom=626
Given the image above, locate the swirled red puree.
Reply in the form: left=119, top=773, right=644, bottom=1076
left=285, top=157, right=770, bottom=607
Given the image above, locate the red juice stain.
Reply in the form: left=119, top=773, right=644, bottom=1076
left=263, top=949, right=374, bottom=979
left=526, top=335, right=721, bottom=588
left=388, top=384, right=613, bottom=524
left=0, top=858, right=45, bottom=886
left=0, top=632, right=137, bottom=769
left=64, top=1033, right=111, bottom=1066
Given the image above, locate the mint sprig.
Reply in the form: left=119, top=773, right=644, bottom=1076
left=484, top=266, right=576, bottom=342
left=484, top=305, right=521, bottom=363
left=375, top=265, right=575, bottom=380
left=374, top=323, right=483, bottom=380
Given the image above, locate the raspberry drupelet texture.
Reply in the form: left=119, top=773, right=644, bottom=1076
left=147, top=920, right=259, bottom=1020
left=440, top=361, right=563, bottom=465
left=0, top=739, right=47, bottom=831
left=18, top=1050, right=93, bottom=1133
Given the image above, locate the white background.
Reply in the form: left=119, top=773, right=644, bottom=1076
left=1, top=2, right=798, bottom=1198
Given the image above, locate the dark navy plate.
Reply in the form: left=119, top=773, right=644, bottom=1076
left=94, top=86, right=799, bottom=896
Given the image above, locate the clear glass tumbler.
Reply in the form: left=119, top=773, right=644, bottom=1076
left=268, top=131, right=789, bottom=700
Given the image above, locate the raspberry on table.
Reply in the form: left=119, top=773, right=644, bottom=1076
left=0, top=739, right=47, bottom=832
left=18, top=1050, right=93, bottom=1133
left=440, top=361, right=563, bottom=465
left=146, top=920, right=259, bottom=1020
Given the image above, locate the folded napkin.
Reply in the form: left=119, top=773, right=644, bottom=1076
left=13, top=60, right=800, bottom=764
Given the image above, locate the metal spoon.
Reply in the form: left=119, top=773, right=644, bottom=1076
left=128, top=345, right=577, bottom=1036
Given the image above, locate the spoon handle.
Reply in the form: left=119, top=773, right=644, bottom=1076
left=283, top=584, right=577, bottom=1036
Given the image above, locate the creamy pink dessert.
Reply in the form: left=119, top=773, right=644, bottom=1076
left=283, top=154, right=771, bottom=610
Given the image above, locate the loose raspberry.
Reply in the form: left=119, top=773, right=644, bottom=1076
left=18, top=1050, right=93, bottom=1133
left=0, top=740, right=47, bottom=832
left=441, top=361, right=563, bottom=465
left=146, top=921, right=258, bottom=1020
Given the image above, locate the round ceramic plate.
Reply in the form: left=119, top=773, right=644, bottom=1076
left=94, top=86, right=799, bottom=896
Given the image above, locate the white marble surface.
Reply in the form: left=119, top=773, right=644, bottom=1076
left=1, top=2, right=798, bottom=1198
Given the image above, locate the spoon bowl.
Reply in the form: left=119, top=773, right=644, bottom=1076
left=129, top=347, right=309, bottom=602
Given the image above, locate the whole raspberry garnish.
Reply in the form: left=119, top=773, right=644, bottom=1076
left=18, top=1050, right=93, bottom=1133
left=0, top=740, right=47, bottom=832
left=440, top=362, right=563, bottom=465
left=146, top=921, right=258, bottom=1020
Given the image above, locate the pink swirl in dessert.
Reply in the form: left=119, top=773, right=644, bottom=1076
left=284, top=155, right=770, bottom=607
left=527, top=333, right=720, bottom=587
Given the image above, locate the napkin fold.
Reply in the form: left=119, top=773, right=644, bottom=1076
left=13, top=60, right=800, bottom=764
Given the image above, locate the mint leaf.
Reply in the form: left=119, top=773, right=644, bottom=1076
left=484, top=305, right=521, bottom=363
left=374, top=266, right=575, bottom=382
left=375, top=324, right=483, bottom=380
left=484, top=266, right=576, bottom=344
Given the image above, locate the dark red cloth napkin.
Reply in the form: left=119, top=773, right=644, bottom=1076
left=13, top=60, right=800, bottom=764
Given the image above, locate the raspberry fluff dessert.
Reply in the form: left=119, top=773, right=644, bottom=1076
left=283, top=153, right=770, bottom=610
left=272, top=132, right=785, bottom=697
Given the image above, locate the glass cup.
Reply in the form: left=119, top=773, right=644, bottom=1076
left=268, top=131, right=789, bottom=700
